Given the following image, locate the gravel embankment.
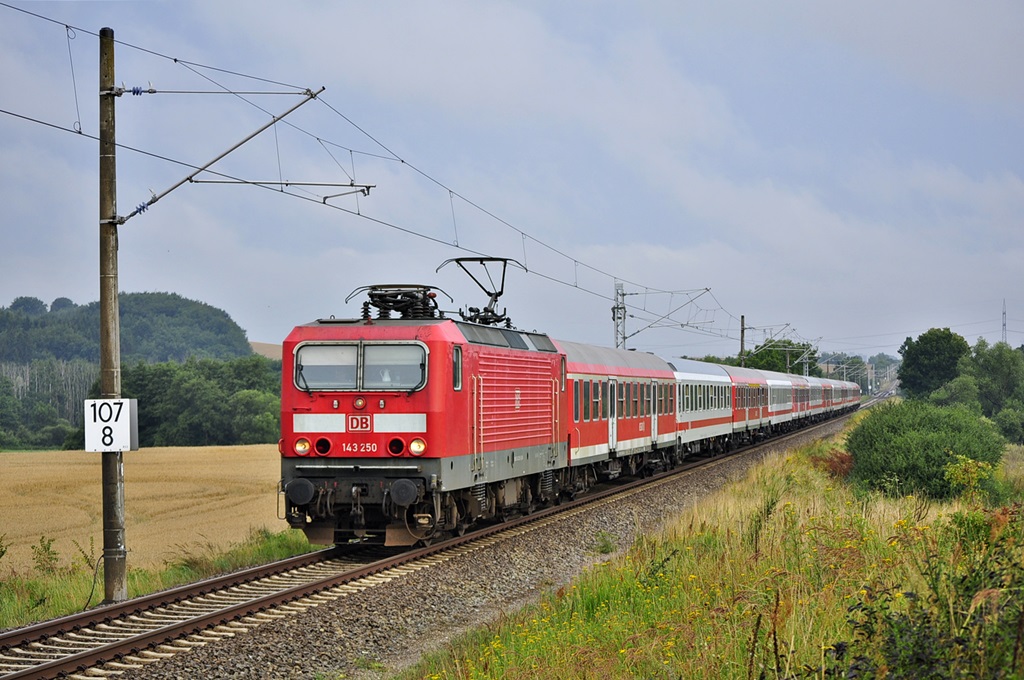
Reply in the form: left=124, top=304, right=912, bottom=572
left=122, top=422, right=845, bottom=680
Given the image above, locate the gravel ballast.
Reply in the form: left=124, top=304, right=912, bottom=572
left=121, top=422, right=846, bottom=680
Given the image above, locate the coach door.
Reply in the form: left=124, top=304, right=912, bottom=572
left=608, top=378, right=618, bottom=452
left=650, top=380, right=659, bottom=444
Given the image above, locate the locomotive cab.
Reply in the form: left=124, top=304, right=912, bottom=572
left=279, top=278, right=568, bottom=547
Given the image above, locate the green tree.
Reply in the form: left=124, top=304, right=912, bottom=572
left=956, top=339, right=1024, bottom=418
left=868, top=352, right=899, bottom=372
left=49, top=297, right=77, bottom=314
left=0, top=292, right=253, bottom=364
left=928, top=374, right=981, bottom=413
left=115, top=355, right=281, bottom=447
left=897, top=328, right=970, bottom=399
left=0, top=376, right=22, bottom=448
left=994, top=403, right=1024, bottom=444
left=744, top=339, right=819, bottom=375
left=228, top=389, right=280, bottom=444
left=8, top=297, right=47, bottom=316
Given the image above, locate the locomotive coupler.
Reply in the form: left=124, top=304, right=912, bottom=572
left=350, top=485, right=365, bottom=529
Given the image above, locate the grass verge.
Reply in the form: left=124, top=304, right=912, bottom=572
left=399, top=438, right=1024, bottom=679
left=0, top=527, right=317, bottom=630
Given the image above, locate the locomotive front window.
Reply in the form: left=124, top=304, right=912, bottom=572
left=294, top=343, right=426, bottom=391
left=363, top=345, right=426, bottom=390
left=295, top=344, right=358, bottom=389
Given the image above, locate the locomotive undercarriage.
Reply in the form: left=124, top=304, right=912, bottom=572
left=283, top=409, right=855, bottom=547
left=283, top=445, right=681, bottom=546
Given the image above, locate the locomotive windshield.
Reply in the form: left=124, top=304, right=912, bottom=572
left=295, top=343, right=426, bottom=391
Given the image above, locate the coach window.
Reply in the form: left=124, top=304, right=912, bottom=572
left=602, top=381, right=609, bottom=420
left=583, top=380, right=592, bottom=422
left=593, top=381, right=601, bottom=421
left=618, top=382, right=626, bottom=420
left=453, top=346, right=463, bottom=391
left=573, top=380, right=580, bottom=422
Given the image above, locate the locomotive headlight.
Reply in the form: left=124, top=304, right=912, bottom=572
left=353, top=397, right=366, bottom=410
left=294, top=438, right=312, bottom=456
left=409, top=438, right=427, bottom=456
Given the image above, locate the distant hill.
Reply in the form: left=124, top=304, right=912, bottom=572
left=0, top=292, right=253, bottom=364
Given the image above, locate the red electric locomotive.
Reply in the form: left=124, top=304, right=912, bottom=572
left=280, top=260, right=581, bottom=546
left=279, top=258, right=861, bottom=546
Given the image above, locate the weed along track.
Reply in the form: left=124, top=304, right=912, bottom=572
left=0, top=416, right=855, bottom=679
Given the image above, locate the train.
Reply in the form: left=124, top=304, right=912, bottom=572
left=278, top=260, right=860, bottom=546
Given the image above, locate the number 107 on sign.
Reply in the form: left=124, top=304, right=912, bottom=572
left=84, top=399, right=139, bottom=452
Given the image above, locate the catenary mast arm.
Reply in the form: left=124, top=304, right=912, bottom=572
left=117, top=86, right=325, bottom=224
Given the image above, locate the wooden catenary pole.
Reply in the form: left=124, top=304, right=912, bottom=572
left=98, top=26, right=127, bottom=603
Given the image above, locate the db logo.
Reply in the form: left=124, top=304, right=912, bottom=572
left=348, top=414, right=371, bottom=432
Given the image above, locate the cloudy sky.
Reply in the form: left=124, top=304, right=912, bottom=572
left=1, top=1, right=1021, bottom=362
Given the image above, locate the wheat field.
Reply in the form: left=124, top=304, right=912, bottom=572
left=0, top=445, right=284, bottom=573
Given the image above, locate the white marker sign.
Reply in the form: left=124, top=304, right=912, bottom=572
left=84, top=399, right=139, bottom=452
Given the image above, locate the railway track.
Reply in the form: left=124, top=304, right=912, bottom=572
left=0, top=414, right=859, bottom=680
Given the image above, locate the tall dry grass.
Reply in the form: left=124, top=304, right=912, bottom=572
left=402, top=437, right=1020, bottom=679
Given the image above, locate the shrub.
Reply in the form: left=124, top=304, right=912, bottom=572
left=835, top=505, right=1024, bottom=678
left=995, top=405, right=1024, bottom=444
left=846, top=401, right=1005, bottom=499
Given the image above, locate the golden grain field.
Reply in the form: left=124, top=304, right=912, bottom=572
left=0, top=445, right=283, bottom=573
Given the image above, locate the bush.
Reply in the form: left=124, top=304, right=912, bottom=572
left=846, top=401, right=1005, bottom=499
left=995, top=405, right=1024, bottom=444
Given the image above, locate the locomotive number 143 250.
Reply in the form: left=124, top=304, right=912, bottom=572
left=340, top=442, right=378, bottom=453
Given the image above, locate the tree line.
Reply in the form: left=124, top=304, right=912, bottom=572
left=0, top=294, right=281, bottom=450
left=898, top=328, right=1024, bottom=443
left=696, top=338, right=899, bottom=395
left=0, top=292, right=253, bottom=364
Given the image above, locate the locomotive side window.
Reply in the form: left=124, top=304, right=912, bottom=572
left=453, top=346, right=463, bottom=391
left=295, top=344, right=357, bottom=389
